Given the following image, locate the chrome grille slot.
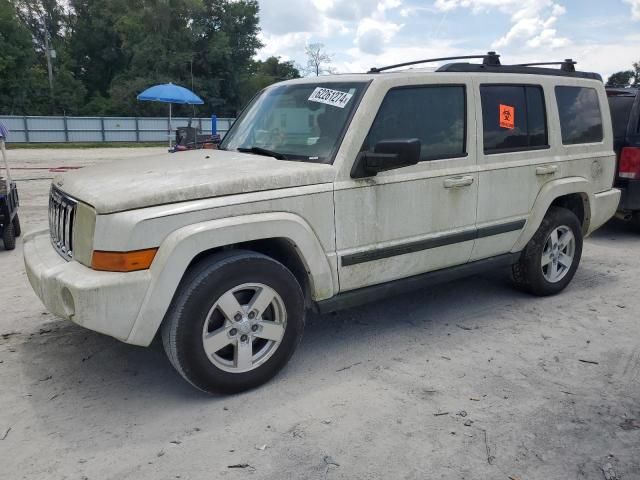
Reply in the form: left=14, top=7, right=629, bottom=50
left=49, top=187, right=77, bottom=260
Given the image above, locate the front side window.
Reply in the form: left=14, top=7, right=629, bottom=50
left=481, top=85, right=548, bottom=153
left=220, top=82, right=367, bottom=163
left=555, top=86, right=603, bottom=144
left=362, top=85, right=466, bottom=161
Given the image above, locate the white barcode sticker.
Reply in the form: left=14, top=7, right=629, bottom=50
left=308, top=87, right=353, bottom=109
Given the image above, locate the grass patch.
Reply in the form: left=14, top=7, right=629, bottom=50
left=7, top=142, right=166, bottom=149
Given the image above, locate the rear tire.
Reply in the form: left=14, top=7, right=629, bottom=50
left=12, top=214, right=21, bottom=237
left=2, top=222, right=15, bottom=250
left=511, top=207, right=582, bottom=296
left=162, top=250, right=305, bottom=394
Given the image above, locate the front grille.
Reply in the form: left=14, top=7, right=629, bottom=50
left=49, top=187, right=77, bottom=260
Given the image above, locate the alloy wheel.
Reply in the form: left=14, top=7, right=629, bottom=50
left=201, top=283, right=287, bottom=373
left=541, top=225, right=575, bottom=283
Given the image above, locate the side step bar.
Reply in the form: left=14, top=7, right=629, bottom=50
left=314, top=253, right=521, bottom=314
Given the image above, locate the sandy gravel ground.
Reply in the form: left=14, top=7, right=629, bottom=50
left=0, top=148, right=639, bottom=480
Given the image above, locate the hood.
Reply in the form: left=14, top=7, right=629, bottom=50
left=53, top=149, right=336, bottom=214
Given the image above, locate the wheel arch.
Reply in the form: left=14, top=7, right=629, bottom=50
left=512, top=177, right=593, bottom=253
left=550, top=192, right=590, bottom=235
left=187, top=237, right=314, bottom=308
left=126, top=212, right=335, bottom=346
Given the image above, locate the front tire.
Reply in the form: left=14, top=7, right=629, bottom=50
left=162, top=250, right=305, bottom=394
left=12, top=214, right=21, bottom=237
left=511, top=206, right=583, bottom=296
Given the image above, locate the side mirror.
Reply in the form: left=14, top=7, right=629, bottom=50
left=350, top=139, right=421, bottom=178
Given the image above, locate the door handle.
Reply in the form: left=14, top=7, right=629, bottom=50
left=536, top=165, right=558, bottom=176
left=443, top=176, right=474, bottom=189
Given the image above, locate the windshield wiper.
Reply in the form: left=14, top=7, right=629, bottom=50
left=237, top=146, right=289, bottom=160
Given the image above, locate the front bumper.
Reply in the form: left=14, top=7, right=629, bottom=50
left=23, top=229, right=151, bottom=343
left=589, top=188, right=621, bottom=234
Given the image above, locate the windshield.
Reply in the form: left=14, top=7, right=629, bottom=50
left=220, top=82, right=367, bottom=163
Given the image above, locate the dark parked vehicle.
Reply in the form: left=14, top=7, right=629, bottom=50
left=607, top=87, right=640, bottom=228
left=0, top=180, right=20, bottom=250
left=0, top=123, right=20, bottom=250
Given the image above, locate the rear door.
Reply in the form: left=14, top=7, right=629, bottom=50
left=471, top=80, right=554, bottom=261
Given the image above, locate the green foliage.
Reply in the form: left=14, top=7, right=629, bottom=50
left=606, top=63, right=640, bottom=87
left=0, top=0, right=300, bottom=116
left=238, top=56, right=300, bottom=106
left=0, top=0, right=47, bottom=114
left=67, top=0, right=129, bottom=99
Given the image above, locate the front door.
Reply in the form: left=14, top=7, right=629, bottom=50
left=334, top=82, right=479, bottom=292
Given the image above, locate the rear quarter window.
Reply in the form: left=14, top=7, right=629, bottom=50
left=555, top=86, right=603, bottom=144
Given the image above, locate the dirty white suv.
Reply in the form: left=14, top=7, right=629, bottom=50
left=24, top=53, right=620, bottom=393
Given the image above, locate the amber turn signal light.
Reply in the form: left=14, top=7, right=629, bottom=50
left=91, top=248, right=158, bottom=272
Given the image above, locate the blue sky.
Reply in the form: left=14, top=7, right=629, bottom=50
left=256, top=0, right=640, bottom=81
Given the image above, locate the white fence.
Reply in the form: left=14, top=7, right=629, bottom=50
left=0, top=115, right=235, bottom=143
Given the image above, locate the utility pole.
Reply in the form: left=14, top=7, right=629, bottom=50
left=190, top=57, right=195, bottom=117
left=43, top=26, right=55, bottom=112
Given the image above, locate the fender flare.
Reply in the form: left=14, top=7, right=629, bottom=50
left=511, top=177, right=592, bottom=252
left=126, top=212, right=335, bottom=346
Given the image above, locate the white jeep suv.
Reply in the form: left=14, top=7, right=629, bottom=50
left=24, top=53, right=620, bottom=393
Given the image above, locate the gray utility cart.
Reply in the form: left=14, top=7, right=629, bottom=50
left=0, top=125, right=20, bottom=250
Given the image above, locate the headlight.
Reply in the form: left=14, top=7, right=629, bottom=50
left=71, top=201, right=96, bottom=267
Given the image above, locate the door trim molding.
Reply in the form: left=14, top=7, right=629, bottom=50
left=341, top=219, right=525, bottom=267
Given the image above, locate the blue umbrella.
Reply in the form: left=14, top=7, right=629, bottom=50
left=137, top=83, right=204, bottom=147
left=137, top=83, right=204, bottom=104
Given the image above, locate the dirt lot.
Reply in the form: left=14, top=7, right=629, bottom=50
left=1, top=148, right=639, bottom=480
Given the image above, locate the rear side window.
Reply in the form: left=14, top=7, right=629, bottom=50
left=607, top=95, right=634, bottom=138
left=480, top=85, right=548, bottom=154
left=364, top=85, right=466, bottom=161
left=555, top=86, right=603, bottom=144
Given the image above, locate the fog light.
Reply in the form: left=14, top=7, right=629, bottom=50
left=61, top=287, right=75, bottom=317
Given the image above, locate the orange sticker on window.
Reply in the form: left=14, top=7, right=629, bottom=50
left=499, top=104, right=515, bottom=129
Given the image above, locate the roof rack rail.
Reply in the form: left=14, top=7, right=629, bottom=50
left=368, top=51, right=500, bottom=73
left=512, top=59, right=576, bottom=72
left=436, top=61, right=602, bottom=81
left=368, top=52, right=602, bottom=81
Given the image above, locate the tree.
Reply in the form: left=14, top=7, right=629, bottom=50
left=606, top=62, right=640, bottom=87
left=13, top=0, right=86, bottom=114
left=257, top=56, right=300, bottom=81
left=304, top=43, right=333, bottom=76
left=0, top=0, right=52, bottom=114
left=0, top=0, right=269, bottom=116
left=199, top=0, right=264, bottom=115
left=238, top=56, right=300, bottom=106
left=15, top=0, right=67, bottom=52
left=105, top=0, right=264, bottom=116
left=67, top=0, right=128, bottom=101
left=0, top=0, right=34, bottom=112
